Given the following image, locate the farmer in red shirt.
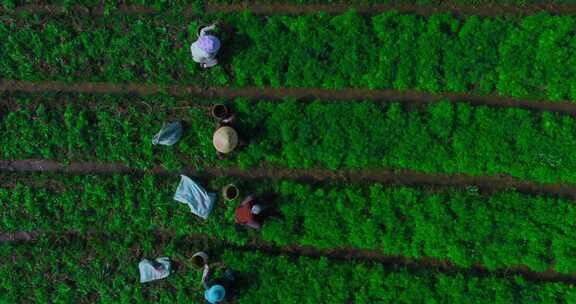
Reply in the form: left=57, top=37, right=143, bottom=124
left=235, top=195, right=264, bottom=229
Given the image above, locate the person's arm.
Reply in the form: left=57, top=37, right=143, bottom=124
left=246, top=221, right=261, bottom=230
left=199, top=24, right=217, bottom=37
left=221, top=114, right=237, bottom=125
left=240, top=195, right=254, bottom=207
left=202, top=265, right=211, bottom=290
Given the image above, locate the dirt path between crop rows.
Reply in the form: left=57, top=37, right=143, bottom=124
left=2, top=159, right=576, bottom=200
left=2, top=80, right=575, bottom=116
left=2, top=2, right=576, bottom=16
left=206, top=2, right=576, bottom=16
left=0, top=231, right=40, bottom=243
left=248, top=239, right=576, bottom=284
left=3, top=230, right=576, bottom=284
left=0, top=4, right=157, bottom=15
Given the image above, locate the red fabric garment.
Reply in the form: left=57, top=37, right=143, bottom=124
left=235, top=197, right=256, bottom=225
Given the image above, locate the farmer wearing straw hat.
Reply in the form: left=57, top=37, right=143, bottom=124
left=213, top=126, right=239, bottom=158
left=191, top=23, right=221, bottom=68
left=212, top=103, right=246, bottom=158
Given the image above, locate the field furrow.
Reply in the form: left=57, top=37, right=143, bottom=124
left=4, top=1, right=576, bottom=16
left=4, top=80, right=576, bottom=115
left=205, top=2, right=576, bottom=16
left=4, top=230, right=576, bottom=285
left=3, top=160, right=576, bottom=200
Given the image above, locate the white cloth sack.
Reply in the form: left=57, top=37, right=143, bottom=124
left=139, top=257, right=171, bottom=283
left=174, top=175, right=216, bottom=219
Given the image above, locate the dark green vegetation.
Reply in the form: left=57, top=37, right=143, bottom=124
left=1, top=11, right=575, bottom=100
left=0, top=14, right=228, bottom=85
left=3, top=2, right=576, bottom=302
left=230, top=12, right=576, bottom=101
left=0, top=0, right=200, bottom=12
left=3, top=173, right=576, bottom=273
left=3, top=93, right=576, bottom=184
left=3, top=239, right=574, bottom=303
left=0, top=93, right=216, bottom=170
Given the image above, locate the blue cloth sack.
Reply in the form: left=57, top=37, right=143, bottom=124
left=152, top=122, right=183, bottom=146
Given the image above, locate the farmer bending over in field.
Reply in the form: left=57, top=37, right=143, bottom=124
left=212, top=107, right=245, bottom=159
left=191, top=23, right=221, bottom=68
left=202, top=264, right=237, bottom=303
left=235, top=195, right=266, bottom=230
left=213, top=126, right=240, bottom=159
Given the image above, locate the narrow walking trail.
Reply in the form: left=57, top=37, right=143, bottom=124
left=0, top=231, right=40, bottom=243
left=3, top=230, right=576, bottom=284
left=2, top=80, right=575, bottom=116
left=206, top=2, right=576, bottom=16
left=2, top=159, right=576, bottom=200
left=2, top=2, right=576, bottom=16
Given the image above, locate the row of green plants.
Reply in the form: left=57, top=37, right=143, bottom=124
left=3, top=238, right=574, bottom=303
left=0, top=93, right=218, bottom=170
left=0, top=13, right=229, bottom=85
left=1, top=11, right=575, bottom=101
left=4, top=173, right=576, bottom=273
left=229, top=11, right=576, bottom=101
left=3, top=93, right=576, bottom=184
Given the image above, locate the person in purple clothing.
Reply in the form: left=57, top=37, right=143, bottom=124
left=191, top=23, right=221, bottom=68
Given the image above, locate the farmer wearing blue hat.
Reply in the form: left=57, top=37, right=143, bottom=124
left=205, top=284, right=226, bottom=304
left=202, top=264, right=237, bottom=303
left=191, top=23, right=221, bottom=69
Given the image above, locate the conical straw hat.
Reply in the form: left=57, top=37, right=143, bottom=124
left=213, top=126, right=238, bottom=154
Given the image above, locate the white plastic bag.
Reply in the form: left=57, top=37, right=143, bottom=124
left=139, top=257, right=171, bottom=283
left=174, top=175, right=216, bottom=220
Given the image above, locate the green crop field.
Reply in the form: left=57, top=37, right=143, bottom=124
left=1, top=1, right=576, bottom=303
left=2, top=11, right=575, bottom=100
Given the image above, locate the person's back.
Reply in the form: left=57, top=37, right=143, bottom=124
left=191, top=24, right=221, bottom=68
left=235, top=195, right=263, bottom=229
left=203, top=265, right=237, bottom=303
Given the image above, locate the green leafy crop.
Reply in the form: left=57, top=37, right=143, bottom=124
left=1, top=12, right=575, bottom=101
left=2, top=235, right=576, bottom=303
left=4, top=93, right=576, bottom=185
left=3, top=173, right=576, bottom=273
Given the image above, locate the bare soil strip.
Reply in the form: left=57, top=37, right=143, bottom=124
left=2, top=2, right=576, bottom=16
left=0, top=4, right=157, bottom=15
left=0, top=231, right=40, bottom=243
left=4, top=230, right=576, bottom=283
left=205, top=2, right=576, bottom=16
left=248, top=240, right=576, bottom=284
left=2, top=159, right=576, bottom=200
left=2, top=80, right=575, bottom=116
